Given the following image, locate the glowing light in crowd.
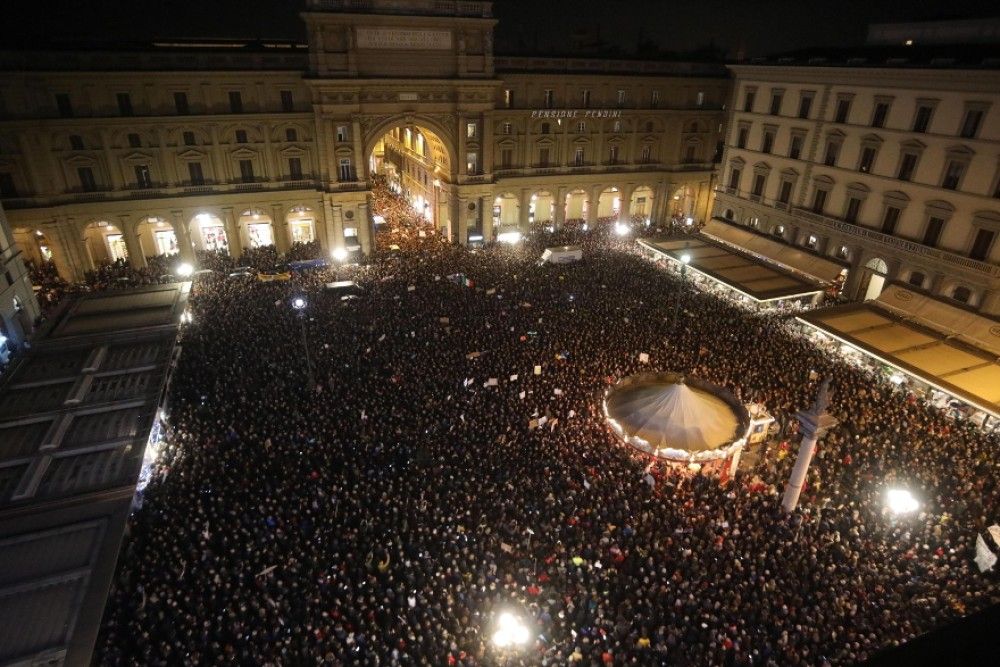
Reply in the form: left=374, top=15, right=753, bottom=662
left=614, top=222, right=629, bottom=236
left=685, top=217, right=694, bottom=225
left=176, top=263, right=194, bottom=277
left=497, top=231, right=522, bottom=244
left=373, top=215, right=386, bottom=225
left=886, top=488, right=919, bottom=515
left=332, top=247, right=349, bottom=262
left=680, top=254, right=692, bottom=265
left=492, top=612, right=530, bottom=648
left=292, top=297, right=307, bottom=310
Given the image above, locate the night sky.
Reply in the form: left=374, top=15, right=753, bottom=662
left=4, top=0, right=994, bottom=57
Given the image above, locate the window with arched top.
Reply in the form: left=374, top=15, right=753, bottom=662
left=908, top=272, right=925, bottom=288
left=723, top=209, right=735, bottom=220
left=952, top=286, right=972, bottom=303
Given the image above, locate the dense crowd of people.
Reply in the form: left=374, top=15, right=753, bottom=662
left=94, top=182, right=998, bottom=666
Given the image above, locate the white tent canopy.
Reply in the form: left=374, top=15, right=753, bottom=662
left=605, top=374, right=743, bottom=452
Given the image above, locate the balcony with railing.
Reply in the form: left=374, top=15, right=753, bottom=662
left=714, top=187, right=1000, bottom=278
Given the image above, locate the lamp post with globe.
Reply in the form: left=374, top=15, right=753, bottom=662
left=291, top=296, right=315, bottom=389
left=671, top=251, right=692, bottom=332
left=491, top=611, right=531, bottom=664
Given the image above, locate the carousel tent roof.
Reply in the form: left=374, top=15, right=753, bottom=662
left=606, top=373, right=744, bottom=452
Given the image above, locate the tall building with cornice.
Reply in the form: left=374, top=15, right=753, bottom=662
left=0, top=198, right=39, bottom=356
left=0, top=0, right=727, bottom=282
left=712, top=52, right=1000, bottom=314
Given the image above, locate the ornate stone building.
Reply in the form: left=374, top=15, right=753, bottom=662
left=0, top=0, right=727, bottom=281
left=712, top=59, right=1000, bottom=314
left=0, top=199, right=39, bottom=353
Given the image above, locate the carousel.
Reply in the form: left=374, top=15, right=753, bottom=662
left=603, top=372, right=756, bottom=474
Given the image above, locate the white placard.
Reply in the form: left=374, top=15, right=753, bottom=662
left=357, top=28, right=452, bottom=51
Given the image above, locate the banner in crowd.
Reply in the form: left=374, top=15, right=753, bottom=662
left=288, top=258, right=328, bottom=272
left=258, top=272, right=292, bottom=282
left=974, top=534, right=997, bottom=573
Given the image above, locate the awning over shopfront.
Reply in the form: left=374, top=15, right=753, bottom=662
left=875, top=284, right=1000, bottom=357
left=702, top=219, right=846, bottom=284
left=798, top=288, right=1000, bottom=418
left=640, top=236, right=826, bottom=303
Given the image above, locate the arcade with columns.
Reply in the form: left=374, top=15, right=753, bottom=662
left=0, top=0, right=727, bottom=281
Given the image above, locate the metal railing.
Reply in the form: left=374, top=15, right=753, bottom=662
left=714, top=189, right=1000, bottom=278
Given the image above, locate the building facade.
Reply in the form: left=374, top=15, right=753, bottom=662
left=0, top=0, right=727, bottom=282
left=712, top=62, right=1000, bottom=314
left=0, top=199, right=40, bottom=356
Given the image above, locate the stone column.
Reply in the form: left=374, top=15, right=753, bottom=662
left=356, top=202, right=372, bottom=254
left=456, top=196, right=469, bottom=245
left=587, top=184, right=601, bottom=226
left=979, top=289, right=999, bottom=316
left=619, top=183, right=635, bottom=220
left=272, top=204, right=290, bottom=255
left=481, top=197, right=493, bottom=242
left=65, top=218, right=96, bottom=275
left=119, top=215, right=146, bottom=268
left=351, top=119, right=366, bottom=184
left=447, top=193, right=459, bottom=242
left=555, top=186, right=567, bottom=228
left=928, top=272, right=945, bottom=296
left=221, top=207, right=242, bottom=259
left=842, top=250, right=866, bottom=301
left=170, top=210, right=196, bottom=264
left=519, top=189, right=532, bottom=232
left=42, top=221, right=79, bottom=282
left=324, top=197, right=343, bottom=253
left=782, top=378, right=838, bottom=513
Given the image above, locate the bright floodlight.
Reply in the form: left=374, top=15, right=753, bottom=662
left=492, top=612, right=530, bottom=649
left=614, top=222, right=629, bottom=236
left=680, top=253, right=692, bottom=265
left=176, top=262, right=194, bottom=277
left=685, top=216, right=694, bottom=225
left=497, top=230, right=522, bottom=245
left=886, top=488, right=919, bottom=514
left=292, top=297, right=307, bottom=310
left=332, top=247, right=348, bottom=262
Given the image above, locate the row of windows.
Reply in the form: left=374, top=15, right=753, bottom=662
left=727, top=166, right=997, bottom=261
left=742, top=86, right=989, bottom=138
left=0, top=155, right=318, bottom=198
left=501, top=87, right=704, bottom=110
left=732, top=124, right=998, bottom=197
left=49, top=89, right=299, bottom=119
left=76, top=156, right=310, bottom=191
left=493, top=118, right=682, bottom=137
left=55, top=124, right=354, bottom=152
left=496, top=144, right=659, bottom=169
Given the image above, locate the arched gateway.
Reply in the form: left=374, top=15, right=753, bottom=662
left=304, top=0, right=499, bottom=247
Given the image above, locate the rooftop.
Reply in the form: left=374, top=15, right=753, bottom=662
left=740, top=42, right=1000, bottom=70
left=0, top=283, right=188, bottom=666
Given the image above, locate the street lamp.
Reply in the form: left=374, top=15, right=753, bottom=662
left=672, top=250, right=693, bottom=332
left=492, top=611, right=530, bottom=650
left=292, top=297, right=316, bottom=389
left=886, top=488, right=919, bottom=515
left=176, top=262, right=194, bottom=278
left=331, top=247, right=348, bottom=262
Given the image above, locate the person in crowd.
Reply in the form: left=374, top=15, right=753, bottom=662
left=93, top=182, right=998, bottom=666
